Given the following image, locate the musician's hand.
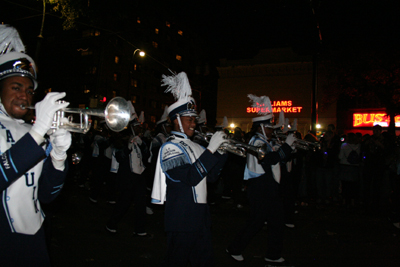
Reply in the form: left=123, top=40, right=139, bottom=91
left=31, top=92, right=69, bottom=137
left=285, top=133, right=296, bottom=147
left=129, top=135, right=142, bottom=149
left=50, top=119, right=72, bottom=161
left=207, top=131, right=227, bottom=154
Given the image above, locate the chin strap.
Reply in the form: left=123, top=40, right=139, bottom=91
left=176, top=114, right=184, bottom=133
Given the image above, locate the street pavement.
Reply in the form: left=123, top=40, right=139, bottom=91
left=45, top=178, right=400, bottom=267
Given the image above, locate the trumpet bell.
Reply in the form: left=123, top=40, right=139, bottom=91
left=103, top=97, right=131, bottom=132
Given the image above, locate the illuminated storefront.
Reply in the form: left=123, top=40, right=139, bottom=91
left=337, top=108, right=400, bottom=135
left=216, top=48, right=337, bottom=136
left=246, top=100, right=303, bottom=114
left=353, top=112, right=400, bottom=127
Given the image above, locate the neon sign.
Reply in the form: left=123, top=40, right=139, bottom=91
left=353, top=113, right=400, bottom=127
left=246, top=100, right=303, bottom=113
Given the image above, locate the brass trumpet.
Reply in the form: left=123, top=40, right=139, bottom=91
left=221, top=139, right=267, bottom=161
left=274, top=132, right=321, bottom=151
left=194, top=131, right=266, bottom=160
left=21, top=97, right=130, bottom=134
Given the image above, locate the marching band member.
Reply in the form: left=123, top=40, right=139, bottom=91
left=0, top=25, right=71, bottom=266
left=151, top=72, right=228, bottom=266
left=226, top=94, right=296, bottom=265
left=106, top=107, right=149, bottom=236
left=146, top=105, right=171, bottom=213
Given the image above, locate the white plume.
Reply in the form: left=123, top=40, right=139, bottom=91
left=138, top=111, right=145, bottom=123
left=222, top=116, right=229, bottom=128
left=127, top=101, right=137, bottom=121
left=273, top=110, right=285, bottom=129
left=162, top=72, right=192, bottom=101
left=282, top=118, right=290, bottom=133
left=291, top=118, right=298, bottom=131
left=0, top=25, right=25, bottom=55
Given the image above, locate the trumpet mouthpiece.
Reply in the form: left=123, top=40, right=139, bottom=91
left=20, top=104, right=34, bottom=110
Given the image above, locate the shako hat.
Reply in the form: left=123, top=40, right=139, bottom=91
left=162, top=72, right=197, bottom=121
left=248, top=94, right=274, bottom=127
left=0, top=25, right=38, bottom=89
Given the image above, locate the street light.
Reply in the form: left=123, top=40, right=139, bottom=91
left=133, top=49, right=145, bottom=57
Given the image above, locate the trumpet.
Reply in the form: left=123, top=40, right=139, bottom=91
left=194, top=131, right=266, bottom=160
left=220, top=139, right=267, bottom=161
left=21, top=97, right=131, bottom=134
left=273, top=132, right=321, bottom=151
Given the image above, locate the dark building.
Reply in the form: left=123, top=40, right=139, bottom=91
left=3, top=1, right=218, bottom=129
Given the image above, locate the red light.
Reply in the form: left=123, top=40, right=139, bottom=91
left=100, top=97, right=106, bottom=103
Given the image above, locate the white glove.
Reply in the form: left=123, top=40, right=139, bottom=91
left=50, top=127, right=72, bottom=161
left=31, top=92, right=69, bottom=137
left=285, top=133, right=296, bottom=147
left=131, top=135, right=142, bottom=146
left=207, top=131, right=227, bottom=154
left=128, top=135, right=142, bottom=149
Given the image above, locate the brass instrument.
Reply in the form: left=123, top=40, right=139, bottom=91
left=274, top=132, right=321, bottom=151
left=21, top=97, right=131, bottom=134
left=221, top=139, right=267, bottom=161
left=194, top=131, right=266, bottom=160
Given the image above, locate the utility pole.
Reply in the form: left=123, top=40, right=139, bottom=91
left=310, top=0, right=322, bottom=133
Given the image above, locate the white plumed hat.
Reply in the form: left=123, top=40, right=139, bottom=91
left=248, top=94, right=274, bottom=127
left=162, top=72, right=197, bottom=121
left=0, top=25, right=37, bottom=89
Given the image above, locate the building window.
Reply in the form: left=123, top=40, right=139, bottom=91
left=152, top=41, right=158, bottom=48
left=113, top=73, right=119, bottom=82
left=151, top=100, right=157, bottom=109
left=155, top=28, right=159, bottom=34
left=82, top=30, right=101, bottom=37
left=133, top=64, right=137, bottom=71
left=112, top=91, right=116, bottom=98
left=131, top=95, right=137, bottom=104
left=161, top=103, right=167, bottom=110
left=84, top=89, right=90, bottom=94
left=137, top=17, right=141, bottom=24
left=131, top=79, right=138, bottom=87
left=166, top=21, right=170, bottom=27
left=178, top=30, right=183, bottom=36
left=80, top=50, right=92, bottom=56
left=150, top=116, right=156, bottom=123
left=176, top=55, right=182, bottom=61
left=114, top=56, right=119, bottom=64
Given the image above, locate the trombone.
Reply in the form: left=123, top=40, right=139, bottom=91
left=21, top=96, right=131, bottom=134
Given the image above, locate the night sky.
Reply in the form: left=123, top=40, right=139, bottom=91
left=2, top=0, right=400, bottom=60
